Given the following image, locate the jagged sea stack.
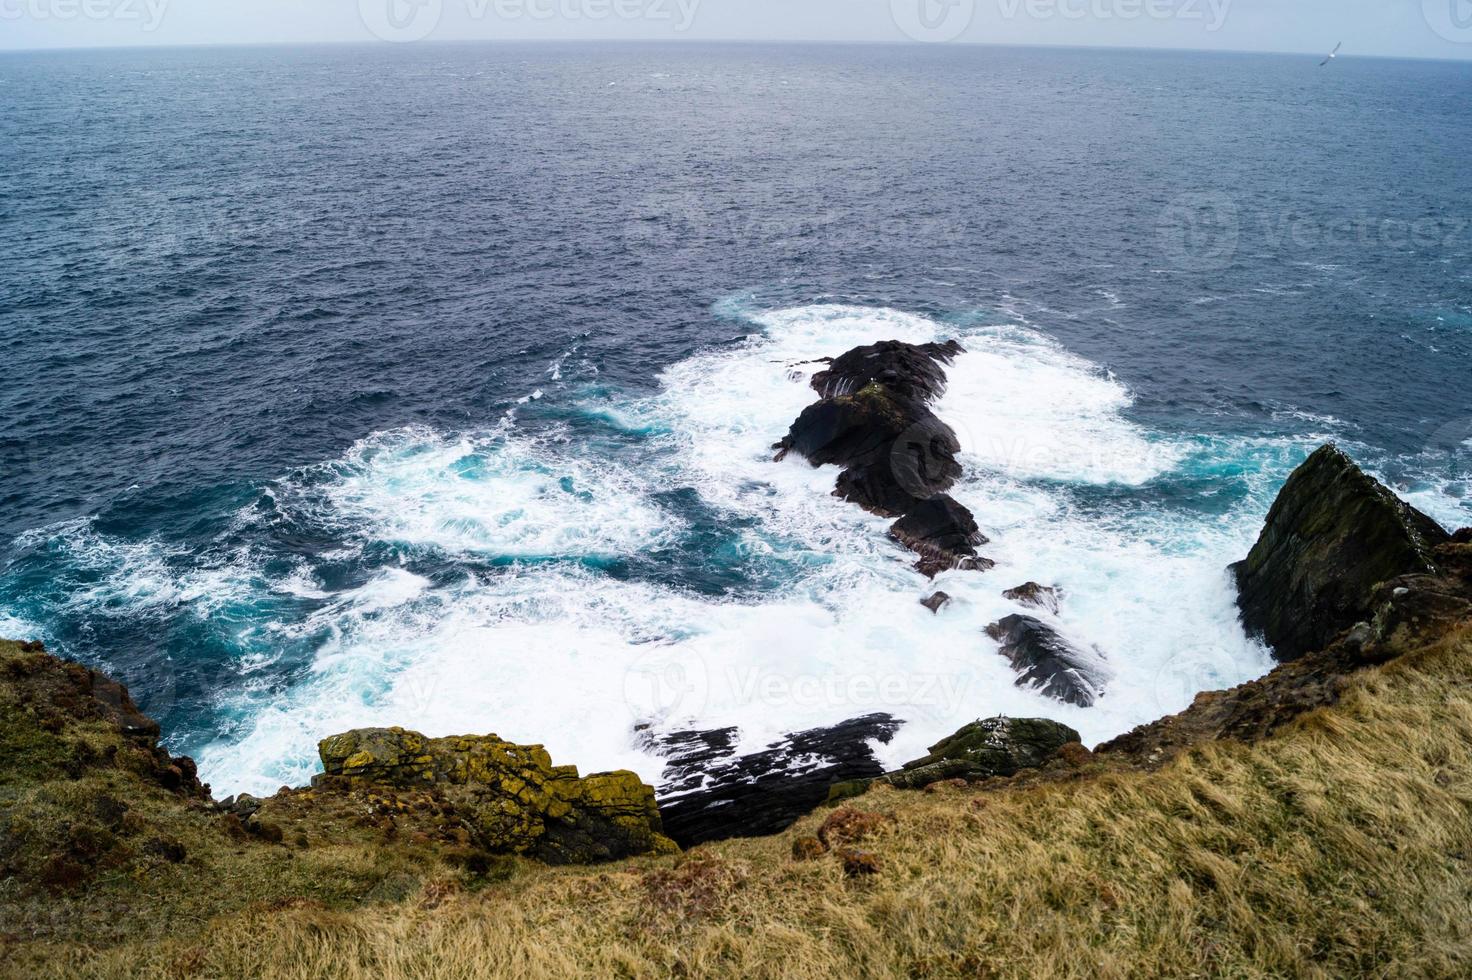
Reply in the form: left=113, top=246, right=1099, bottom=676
left=775, top=339, right=991, bottom=576
left=1232, top=444, right=1450, bottom=661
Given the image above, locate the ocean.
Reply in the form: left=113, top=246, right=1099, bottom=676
left=1, top=41, right=1469, bottom=797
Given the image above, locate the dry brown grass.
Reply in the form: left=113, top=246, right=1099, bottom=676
left=12, top=625, right=1472, bottom=979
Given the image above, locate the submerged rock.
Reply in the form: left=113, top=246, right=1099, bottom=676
left=316, top=727, right=673, bottom=864
left=888, top=716, right=1082, bottom=790
left=1232, top=444, right=1450, bottom=661
left=641, top=713, right=903, bottom=847
left=1003, top=582, right=1061, bottom=615
left=986, top=615, right=1110, bottom=707
left=920, top=591, right=952, bottom=613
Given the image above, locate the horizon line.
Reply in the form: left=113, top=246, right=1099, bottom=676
left=3, top=36, right=1472, bottom=64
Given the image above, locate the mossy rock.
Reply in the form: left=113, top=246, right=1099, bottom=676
left=1233, top=444, right=1450, bottom=661
left=315, top=727, right=674, bottom=864
left=888, top=716, right=1081, bottom=790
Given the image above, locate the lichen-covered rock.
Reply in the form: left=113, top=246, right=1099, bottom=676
left=316, top=727, right=674, bottom=864
left=816, top=807, right=894, bottom=848
left=837, top=847, right=881, bottom=877
left=791, top=835, right=826, bottom=861
left=887, top=716, right=1082, bottom=790
left=986, top=615, right=1110, bottom=707
left=1232, top=444, right=1450, bottom=661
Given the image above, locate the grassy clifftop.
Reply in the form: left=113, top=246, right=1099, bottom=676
left=6, top=571, right=1471, bottom=976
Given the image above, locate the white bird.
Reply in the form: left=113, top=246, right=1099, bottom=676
left=1320, top=42, right=1342, bottom=67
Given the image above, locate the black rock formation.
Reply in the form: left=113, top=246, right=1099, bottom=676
left=776, top=382, right=961, bottom=516
left=809, top=339, right=964, bottom=402
left=920, top=591, right=952, bottom=614
left=986, top=615, right=1110, bottom=707
left=641, top=713, right=903, bottom=847
left=774, top=339, right=990, bottom=575
left=1232, top=444, right=1450, bottom=661
left=1002, top=582, right=1061, bottom=615
left=890, top=496, right=993, bottom=577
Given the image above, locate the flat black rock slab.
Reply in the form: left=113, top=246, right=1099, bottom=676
left=641, top=713, right=904, bottom=847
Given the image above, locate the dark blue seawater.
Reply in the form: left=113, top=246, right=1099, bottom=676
left=2, top=42, right=1469, bottom=794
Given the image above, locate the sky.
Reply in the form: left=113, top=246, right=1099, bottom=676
left=2, top=0, right=1472, bottom=59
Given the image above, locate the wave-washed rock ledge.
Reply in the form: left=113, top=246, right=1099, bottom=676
left=2, top=343, right=1469, bottom=920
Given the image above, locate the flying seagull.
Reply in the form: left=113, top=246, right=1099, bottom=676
left=1320, top=42, right=1342, bottom=67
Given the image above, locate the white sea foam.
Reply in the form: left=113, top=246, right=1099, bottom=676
left=13, top=519, right=274, bottom=622
left=194, top=303, right=1295, bottom=795
left=304, top=424, right=677, bottom=561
